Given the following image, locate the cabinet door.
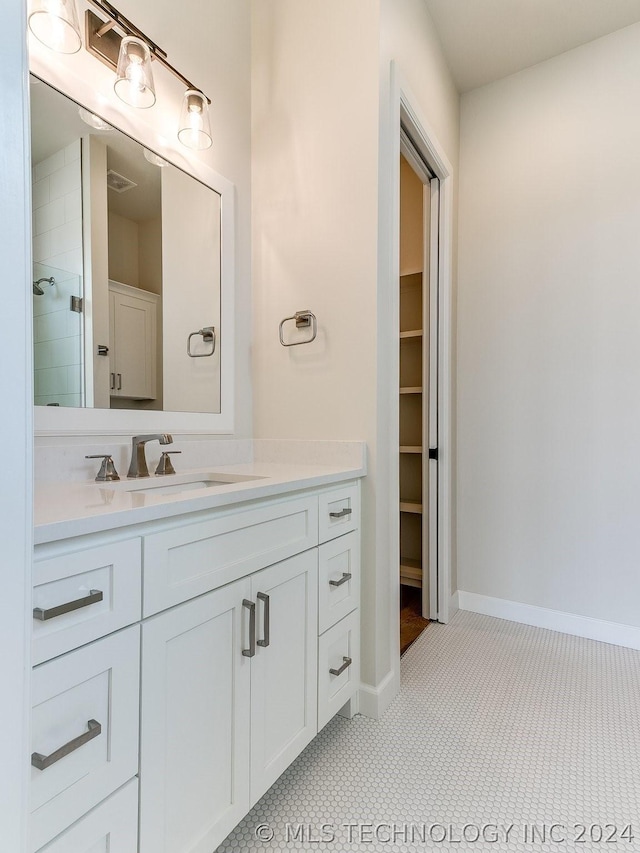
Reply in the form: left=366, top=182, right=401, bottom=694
left=250, top=550, right=318, bottom=805
left=139, top=578, right=251, bottom=853
left=36, top=779, right=138, bottom=853
left=110, top=289, right=157, bottom=399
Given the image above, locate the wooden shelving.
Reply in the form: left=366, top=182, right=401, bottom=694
left=400, top=557, right=422, bottom=588
left=399, top=152, right=427, bottom=604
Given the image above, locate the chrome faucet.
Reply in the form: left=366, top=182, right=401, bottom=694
left=127, top=434, right=173, bottom=478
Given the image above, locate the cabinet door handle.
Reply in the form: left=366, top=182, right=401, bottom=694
left=329, top=507, right=352, bottom=519
left=116, top=373, right=122, bottom=390
left=257, top=592, right=270, bottom=648
left=31, top=719, right=102, bottom=771
left=242, top=599, right=256, bottom=657
left=33, top=589, right=103, bottom=621
left=110, top=372, right=115, bottom=390
left=329, top=572, right=352, bottom=588
left=329, top=656, right=352, bottom=677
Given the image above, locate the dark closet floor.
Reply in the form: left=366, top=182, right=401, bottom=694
left=400, top=584, right=430, bottom=654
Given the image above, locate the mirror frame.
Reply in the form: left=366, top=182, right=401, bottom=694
left=30, top=43, right=235, bottom=435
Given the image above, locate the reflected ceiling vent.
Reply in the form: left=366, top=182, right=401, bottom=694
left=106, top=169, right=137, bottom=193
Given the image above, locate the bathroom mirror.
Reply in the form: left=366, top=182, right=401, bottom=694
left=30, top=75, right=233, bottom=428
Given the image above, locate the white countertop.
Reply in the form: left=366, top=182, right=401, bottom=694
left=34, top=460, right=366, bottom=545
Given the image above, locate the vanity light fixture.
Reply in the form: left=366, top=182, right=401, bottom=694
left=28, top=0, right=212, bottom=150
left=178, top=90, right=212, bottom=151
left=28, top=0, right=82, bottom=54
left=114, top=36, right=155, bottom=109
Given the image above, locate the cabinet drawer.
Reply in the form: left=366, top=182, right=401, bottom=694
left=317, top=610, right=360, bottom=730
left=32, top=540, right=141, bottom=665
left=318, top=481, right=359, bottom=543
left=143, top=494, right=319, bottom=616
left=30, top=627, right=140, bottom=852
left=318, top=531, right=360, bottom=634
left=36, top=779, right=138, bottom=853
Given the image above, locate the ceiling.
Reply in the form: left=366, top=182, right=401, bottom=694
left=423, top=0, right=640, bottom=92
left=30, top=77, right=161, bottom=221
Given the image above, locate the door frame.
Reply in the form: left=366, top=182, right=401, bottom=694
left=386, top=62, right=454, bottom=667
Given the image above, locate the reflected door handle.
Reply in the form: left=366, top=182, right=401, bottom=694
left=329, top=507, right=352, bottom=519
left=116, top=373, right=122, bottom=390
left=110, top=373, right=115, bottom=390
left=329, top=656, right=352, bottom=677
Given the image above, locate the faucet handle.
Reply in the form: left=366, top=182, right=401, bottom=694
left=155, top=451, right=181, bottom=476
left=85, top=454, right=120, bottom=482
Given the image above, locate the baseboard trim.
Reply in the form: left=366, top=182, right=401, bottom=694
left=358, top=669, right=398, bottom=720
left=458, top=591, right=640, bottom=651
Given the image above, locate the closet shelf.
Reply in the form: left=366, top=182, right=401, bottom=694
left=400, top=501, right=423, bottom=515
left=400, top=556, right=423, bottom=587
left=400, top=268, right=423, bottom=278
left=399, top=386, right=422, bottom=394
left=400, top=446, right=422, bottom=454
left=400, top=330, right=423, bottom=339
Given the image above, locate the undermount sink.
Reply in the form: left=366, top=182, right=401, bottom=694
left=104, top=472, right=266, bottom=497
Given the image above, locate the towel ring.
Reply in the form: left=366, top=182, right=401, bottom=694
left=279, top=310, right=317, bottom=347
left=187, top=326, right=216, bottom=358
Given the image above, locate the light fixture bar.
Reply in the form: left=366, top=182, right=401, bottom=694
left=84, top=0, right=211, bottom=104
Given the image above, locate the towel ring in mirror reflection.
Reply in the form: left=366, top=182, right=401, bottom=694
left=279, top=310, right=317, bottom=347
left=187, top=326, right=216, bottom=357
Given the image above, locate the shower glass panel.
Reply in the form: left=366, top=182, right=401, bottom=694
left=32, top=262, right=84, bottom=407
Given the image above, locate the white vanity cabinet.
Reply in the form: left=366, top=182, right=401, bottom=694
left=139, top=549, right=318, bottom=853
left=108, top=280, right=159, bottom=400
left=31, top=478, right=361, bottom=853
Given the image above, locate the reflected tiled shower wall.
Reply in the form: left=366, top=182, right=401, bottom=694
left=32, top=140, right=84, bottom=407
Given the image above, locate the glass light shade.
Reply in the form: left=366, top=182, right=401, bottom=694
left=114, top=36, right=156, bottom=109
left=143, top=148, right=169, bottom=167
left=178, top=90, right=212, bottom=150
left=28, top=0, right=82, bottom=54
left=78, top=107, right=112, bottom=131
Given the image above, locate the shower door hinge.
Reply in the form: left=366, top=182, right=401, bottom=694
left=70, top=296, right=83, bottom=313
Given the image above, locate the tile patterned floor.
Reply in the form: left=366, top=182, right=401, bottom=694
left=217, top=610, right=640, bottom=852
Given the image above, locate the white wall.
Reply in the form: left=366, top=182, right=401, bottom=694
left=457, top=23, right=640, bottom=627
left=251, top=0, right=459, bottom=713
left=0, top=0, right=32, bottom=848
left=251, top=0, right=381, bottom=694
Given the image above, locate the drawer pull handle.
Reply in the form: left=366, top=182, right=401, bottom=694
left=31, top=719, right=102, bottom=771
left=329, top=507, right=352, bottom=519
left=329, top=572, right=352, bottom=588
left=257, top=592, right=270, bottom=648
left=329, top=656, right=352, bottom=677
left=242, top=599, right=256, bottom=657
left=33, top=589, right=104, bottom=622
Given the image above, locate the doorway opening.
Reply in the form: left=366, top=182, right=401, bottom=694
left=398, top=130, right=439, bottom=654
